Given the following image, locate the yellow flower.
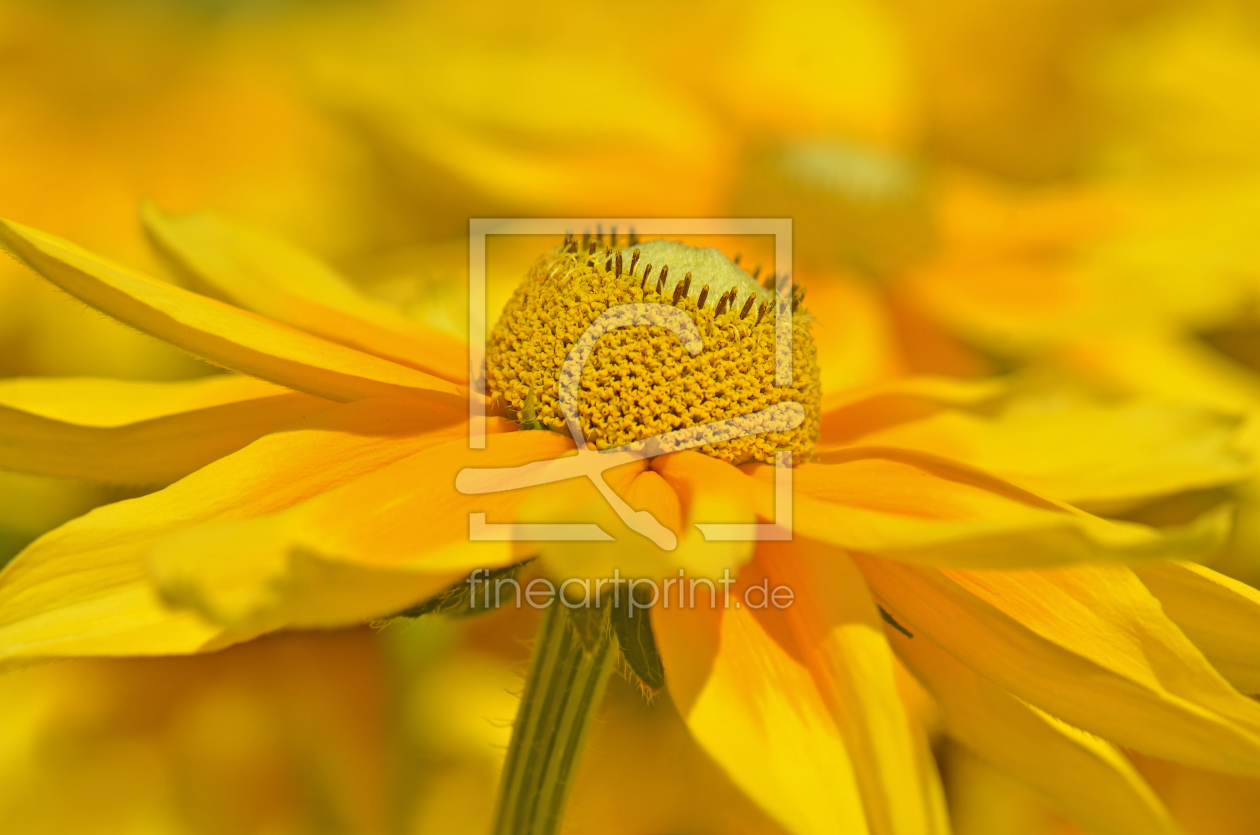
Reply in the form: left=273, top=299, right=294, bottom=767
left=0, top=208, right=1257, bottom=835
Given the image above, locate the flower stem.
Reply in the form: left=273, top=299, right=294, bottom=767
left=493, top=604, right=615, bottom=835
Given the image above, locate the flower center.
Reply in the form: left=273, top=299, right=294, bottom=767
left=486, top=237, right=821, bottom=464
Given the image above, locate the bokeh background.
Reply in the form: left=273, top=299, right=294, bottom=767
left=4, top=0, right=1260, bottom=832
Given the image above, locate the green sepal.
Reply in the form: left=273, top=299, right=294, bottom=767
left=610, top=584, right=666, bottom=692
left=394, top=560, right=533, bottom=618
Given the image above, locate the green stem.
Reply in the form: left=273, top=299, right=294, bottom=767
left=493, top=604, right=615, bottom=835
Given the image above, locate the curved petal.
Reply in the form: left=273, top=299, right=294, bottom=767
left=890, top=622, right=1183, bottom=835
left=654, top=594, right=870, bottom=835
left=0, top=398, right=480, bottom=664
left=652, top=447, right=1226, bottom=569
left=754, top=540, right=946, bottom=835
left=856, top=556, right=1260, bottom=776
left=0, top=375, right=334, bottom=484
left=146, top=430, right=575, bottom=631
left=1135, top=561, right=1260, bottom=695
left=143, top=205, right=467, bottom=383
left=843, top=399, right=1247, bottom=507
left=819, top=375, right=1006, bottom=446
left=0, top=218, right=467, bottom=405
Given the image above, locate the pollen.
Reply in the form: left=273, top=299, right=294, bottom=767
left=486, top=237, right=821, bottom=464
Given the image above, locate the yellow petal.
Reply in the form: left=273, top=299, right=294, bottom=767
left=0, top=218, right=466, bottom=405
left=844, top=398, right=1248, bottom=508
left=0, top=398, right=476, bottom=663
left=655, top=596, right=870, bottom=835
left=819, top=375, right=1006, bottom=446
left=755, top=540, right=945, bottom=835
left=147, top=429, right=574, bottom=631
left=143, top=204, right=467, bottom=383
left=0, top=375, right=333, bottom=484
left=753, top=447, right=1228, bottom=568
left=890, top=623, right=1182, bottom=835
left=1136, top=561, right=1260, bottom=695
left=857, top=557, right=1260, bottom=776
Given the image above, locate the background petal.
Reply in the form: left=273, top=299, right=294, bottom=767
left=143, top=205, right=467, bottom=383
left=0, top=218, right=467, bottom=405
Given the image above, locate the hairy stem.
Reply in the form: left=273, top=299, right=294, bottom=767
left=493, top=604, right=615, bottom=835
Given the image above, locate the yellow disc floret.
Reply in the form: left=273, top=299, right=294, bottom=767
left=486, top=236, right=821, bottom=464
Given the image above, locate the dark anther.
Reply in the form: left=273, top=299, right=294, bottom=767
left=604, top=258, right=613, bottom=272
left=752, top=265, right=762, bottom=280
left=763, top=272, right=777, bottom=290
left=740, top=295, right=755, bottom=318
left=615, top=252, right=623, bottom=278
left=609, top=226, right=617, bottom=247
left=582, top=230, right=590, bottom=248
left=642, top=265, right=653, bottom=290
left=596, top=223, right=603, bottom=243
left=671, top=281, right=686, bottom=305
left=697, top=285, right=709, bottom=309
left=630, top=248, right=640, bottom=275
left=628, top=227, right=639, bottom=246
left=733, top=253, right=742, bottom=265
left=659, top=265, right=669, bottom=287
left=756, top=301, right=769, bottom=324
left=588, top=240, right=597, bottom=254
left=715, top=292, right=730, bottom=316
left=681, top=272, right=692, bottom=297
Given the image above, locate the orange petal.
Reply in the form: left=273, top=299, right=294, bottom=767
left=755, top=540, right=946, bottom=835
left=0, top=398, right=484, bottom=663
left=146, top=429, right=575, bottom=631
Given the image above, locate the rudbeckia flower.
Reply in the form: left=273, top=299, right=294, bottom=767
left=2, top=208, right=1259, bottom=835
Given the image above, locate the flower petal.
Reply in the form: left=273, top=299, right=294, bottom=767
left=856, top=557, right=1260, bottom=776
left=146, top=429, right=575, bottom=631
left=819, top=375, right=1006, bottom=446
left=1135, top=561, right=1260, bottom=695
left=0, top=375, right=333, bottom=484
left=749, top=447, right=1227, bottom=568
left=0, top=398, right=477, bottom=663
left=142, top=204, right=467, bottom=383
left=890, top=622, right=1182, bottom=835
left=0, top=218, right=467, bottom=405
left=843, top=399, right=1248, bottom=507
left=755, top=539, right=946, bottom=835
left=654, top=595, right=870, bottom=835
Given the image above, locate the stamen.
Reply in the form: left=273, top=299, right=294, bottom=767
left=697, top=284, right=709, bottom=309
left=615, top=252, right=623, bottom=278
left=740, top=295, right=755, bottom=319
left=630, top=249, right=640, bottom=275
